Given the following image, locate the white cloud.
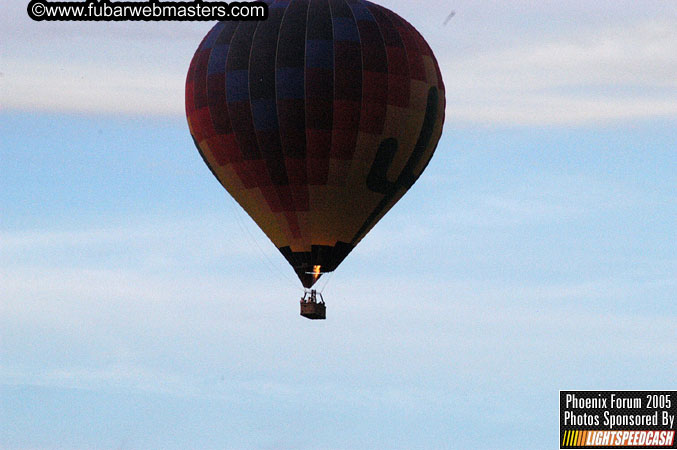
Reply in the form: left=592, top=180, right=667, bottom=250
left=0, top=216, right=301, bottom=328
left=0, top=365, right=202, bottom=398
left=1, top=218, right=674, bottom=425
left=3, top=0, right=676, bottom=125
left=3, top=59, right=185, bottom=116
left=442, top=19, right=677, bottom=125
left=0, top=214, right=282, bottom=263
left=3, top=270, right=675, bottom=397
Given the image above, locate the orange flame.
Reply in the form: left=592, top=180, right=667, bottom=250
left=313, top=265, right=322, bottom=281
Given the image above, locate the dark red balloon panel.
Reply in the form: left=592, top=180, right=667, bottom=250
left=186, top=0, right=445, bottom=287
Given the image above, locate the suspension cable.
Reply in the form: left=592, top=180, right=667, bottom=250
left=224, top=195, right=303, bottom=292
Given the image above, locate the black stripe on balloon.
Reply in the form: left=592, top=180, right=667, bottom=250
left=305, top=0, right=335, bottom=172
left=366, top=137, right=398, bottom=194
left=225, top=21, right=262, bottom=162
left=276, top=0, right=309, bottom=160
left=277, top=0, right=312, bottom=269
left=352, top=86, right=439, bottom=245
left=191, top=135, right=220, bottom=186
left=250, top=4, right=288, bottom=186
left=207, top=23, right=239, bottom=138
left=278, top=242, right=355, bottom=288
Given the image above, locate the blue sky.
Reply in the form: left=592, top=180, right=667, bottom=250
left=2, top=1, right=676, bottom=449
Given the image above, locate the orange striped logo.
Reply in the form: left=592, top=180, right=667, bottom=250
left=561, top=430, right=675, bottom=448
left=562, top=430, right=588, bottom=447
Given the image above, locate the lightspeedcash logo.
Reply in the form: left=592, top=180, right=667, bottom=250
left=562, top=430, right=675, bottom=447
left=560, top=391, right=677, bottom=449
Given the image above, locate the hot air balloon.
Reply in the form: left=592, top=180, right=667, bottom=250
left=186, top=0, right=445, bottom=319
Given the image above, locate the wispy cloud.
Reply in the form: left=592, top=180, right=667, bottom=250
left=2, top=217, right=674, bottom=449
left=443, top=19, right=677, bottom=125
left=0, top=215, right=282, bottom=263
left=3, top=273, right=675, bottom=396
left=4, top=1, right=676, bottom=125
left=3, top=59, right=185, bottom=116
left=0, top=365, right=202, bottom=398
left=0, top=216, right=301, bottom=325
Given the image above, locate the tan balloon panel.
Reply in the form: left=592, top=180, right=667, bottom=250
left=186, top=0, right=445, bottom=288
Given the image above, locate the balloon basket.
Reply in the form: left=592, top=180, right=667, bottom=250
left=300, top=290, right=326, bottom=320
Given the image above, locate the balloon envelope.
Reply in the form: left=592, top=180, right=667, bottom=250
left=186, top=0, right=445, bottom=288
